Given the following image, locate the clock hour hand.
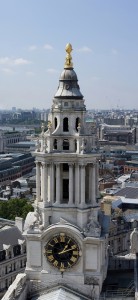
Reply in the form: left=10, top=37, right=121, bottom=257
left=58, top=245, right=68, bottom=254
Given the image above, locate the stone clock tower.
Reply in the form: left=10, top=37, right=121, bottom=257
left=24, top=44, right=108, bottom=299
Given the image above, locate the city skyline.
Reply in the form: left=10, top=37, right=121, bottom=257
left=0, top=0, right=138, bottom=110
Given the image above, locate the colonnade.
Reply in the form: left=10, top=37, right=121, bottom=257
left=35, top=161, right=97, bottom=207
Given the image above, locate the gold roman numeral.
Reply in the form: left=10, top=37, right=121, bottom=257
left=60, top=262, right=64, bottom=268
left=53, top=237, right=59, bottom=244
left=73, top=250, right=79, bottom=256
left=68, top=262, right=72, bottom=267
left=71, top=244, right=76, bottom=250
left=60, top=234, right=65, bottom=242
left=48, top=255, right=54, bottom=262
left=53, top=260, right=58, bottom=267
left=48, top=243, right=54, bottom=247
left=70, top=256, right=77, bottom=263
left=46, top=250, right=52, bottom=254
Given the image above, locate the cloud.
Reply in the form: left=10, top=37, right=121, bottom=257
left=0, top=57, right=11, bottom=64
left=46, top=68, right=59, bottom=74
left=14, top=58, right=31, bottom=65
left=26, top=71, right=35, bottom=77
left=112, top=48, right=118, bottom=55
left=76, top=46, right=92, bottom=53
left=2, top=68, right=14, bottom=74
left=44, top=44, right=53, bottom=50
left=0, top=57, right=31, bottom=66
left=28, top=45, right=37, bottom=51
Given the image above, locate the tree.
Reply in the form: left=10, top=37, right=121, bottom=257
left=0, top=198, right=34, bottom=220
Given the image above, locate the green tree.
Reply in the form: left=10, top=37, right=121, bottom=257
left=0, top=198, right=34, bottom=220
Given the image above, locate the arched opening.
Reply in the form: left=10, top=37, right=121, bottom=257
left=75, top=139, right=77, bottom=152
left=54, top=117, right=57, bottom=129
left=63, top=139, right=69, bottom=150
left=63, top=179, right=69, bottom=201
left=76, top=117, right=80, bottom=131
left=63, top=163, right=69, bottom=171
left=63, top=117, right=69, bottom=132
left=53, top=139, right=57, bottom=150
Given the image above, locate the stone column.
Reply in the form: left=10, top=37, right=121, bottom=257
left=75, top=163, right=80, bottom=205
left=69, top=163, right=74, bottom=204
left=36, top=161, right=41, bottom=203
left=80, top=164, right=85, bottom=205
left=89, top=164, right=92, bottom=203
left=42, top=162, right=48, bottom=206
left=50, top=163, right=54, bottom=203
left=55, top=163, right=60, bottom=204
left=95, top=162, right=99, bottom=199
left=76, top=138, right=80, bottom=153
left=91, top=163, right=96, bottom=205
left=41, top=164, right=43, bottom=201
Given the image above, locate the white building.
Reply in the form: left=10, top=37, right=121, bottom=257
left=2, top=44, right=109, bottom=300
left=0, top=219, right=26, bottom=299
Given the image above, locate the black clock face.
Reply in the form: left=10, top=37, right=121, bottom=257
left=44, top=233, right=80, bottom=272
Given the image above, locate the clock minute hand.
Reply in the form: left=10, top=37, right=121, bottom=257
left=58, top=248, right=73, bottom=254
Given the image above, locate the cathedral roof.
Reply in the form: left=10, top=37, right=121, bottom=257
left=54, top=44, right=83, bottom=99
left=31, top=287, right=90, bottom=300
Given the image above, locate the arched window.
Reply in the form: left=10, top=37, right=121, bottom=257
left=54, top=117, right=57, bottom=129
left=76, top=117, right=80, bottom=131
left=63, top=117, right=69, bottom=132
left=53, top=139, right=57, bottom=150
left=75, top=139, right=77, bottom=152
left=63, top=139, right=69, bottom=150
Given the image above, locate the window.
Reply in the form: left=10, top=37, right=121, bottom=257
left=63, top=179, right=69, bottom=200
left=64, top=102, right=68, bottom=107
left=24, top=259, right=26, bottom=267
left=76, top=117, right=80, bottom=131
left=63, top=139, right=69, bottom=150
left=13, top=245, right=21, bottom=257
left=53, top=139, right=57, bottom=150
left=75, top=139, right=77, bottom=151
left=0, top=250, right=6, bottom=262
left=54, top=117, right=57, bottom=129
left=9, top=264, right=12, bottom=273
left=63, top=118, right=69, bottom=132
left=23, top=246, right=26, bottom=254
left=63, top=163, right=69, bottom=171
left=14, top=262, right=16, bottom=271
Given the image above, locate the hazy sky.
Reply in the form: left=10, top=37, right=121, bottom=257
left=0, top=0, right=138, bottom=110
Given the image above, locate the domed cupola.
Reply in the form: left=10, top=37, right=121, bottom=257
left=54, top=43, right=83, bottom=99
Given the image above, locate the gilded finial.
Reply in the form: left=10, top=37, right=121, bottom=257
left=64, top=43, right=73, bottom=68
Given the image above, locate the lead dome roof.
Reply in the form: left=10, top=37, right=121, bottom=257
left=60, top=68, right=78, bottom=81
left=54, top=67, right=83, bottom=99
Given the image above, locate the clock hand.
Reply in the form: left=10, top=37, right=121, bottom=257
left=58, top=245, right=68, bottom=254
left=58, top=247, right=73, bottom=254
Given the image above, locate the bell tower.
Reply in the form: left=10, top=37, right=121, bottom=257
left=24, top=44, right=108, bottom=299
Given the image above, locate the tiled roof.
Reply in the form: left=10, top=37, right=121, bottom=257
left=0, top=225, right=24, bottom=250
left=114, top=187, right=138, bottom=199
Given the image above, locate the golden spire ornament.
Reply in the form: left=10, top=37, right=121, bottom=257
left=64, top=43, right=73, bottom=68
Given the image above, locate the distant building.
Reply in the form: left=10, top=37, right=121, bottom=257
left=99, top=124, right=136, bottom=145
left=0, top=153, right=35, bottom=185
left=0, top=219, right=26, bottom=299
left=0, top=131, right=26, bottom=153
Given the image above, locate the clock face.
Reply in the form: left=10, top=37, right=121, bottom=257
left=44, top=233, right=80, bottom=272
